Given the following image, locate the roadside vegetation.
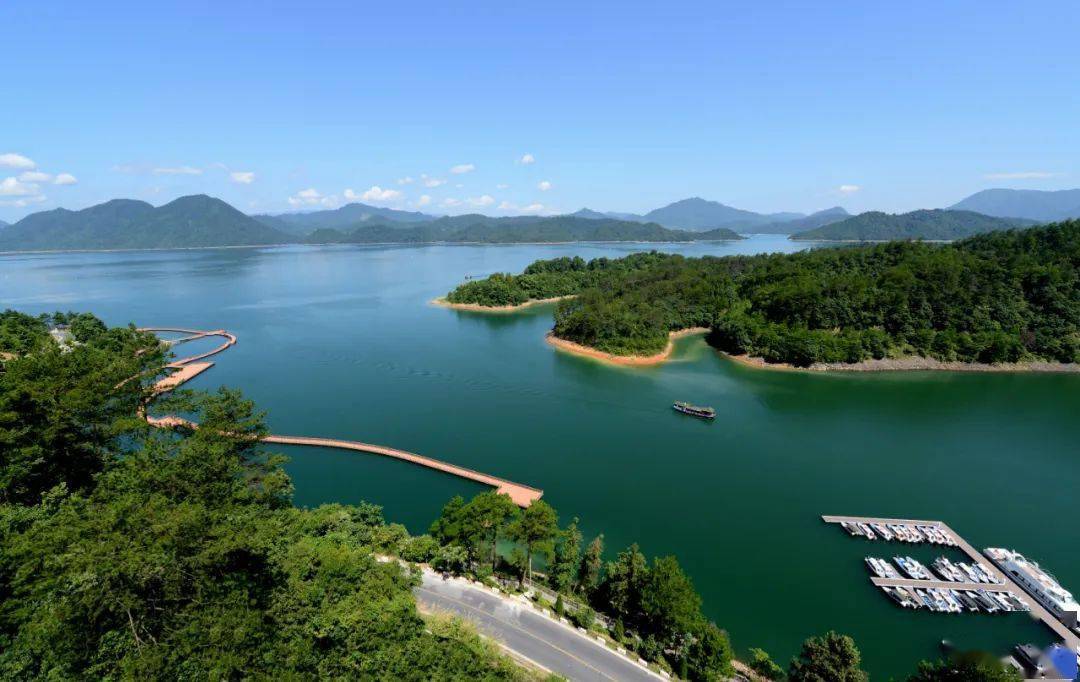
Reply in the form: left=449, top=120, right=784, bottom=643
left=446, top=221, right=1080, bottom=366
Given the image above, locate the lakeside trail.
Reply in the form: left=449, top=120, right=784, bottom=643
left=139, top=327, right=544, bottom=507
left=546, top=328, right=710, bottom=367
left=431, top=295, right=574, bottom=313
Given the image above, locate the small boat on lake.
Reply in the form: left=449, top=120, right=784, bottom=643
left=673, top=401, right=716, bottom=420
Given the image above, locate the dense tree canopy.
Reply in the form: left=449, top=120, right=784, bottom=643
left=788, top=631, right=869, bottom=682
left=447, top=221, right=1080, bottom=365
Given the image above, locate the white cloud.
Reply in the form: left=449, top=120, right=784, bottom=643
left=230, top=171, right=256, bottom=184
left=0, top=176, right=46, bottom=207
left=537, top=180, right=552, bottom=191
left=0, top=177, right=40, bottom=196
left=837, top=184, right=860, bottom=194
left=288, top=188, right=338, bottom=207
left=983, top=171, right=1058, bottom=180
left=153, top=166, right=203, bottom=176
left=19, top=171, right=52, bottom=183
left=354, top=185, right=403, bottom=203
left=466, top=195, right=495, bottom=207
left=54, top=173, right=77, bottom=185
left=496, top=183, right=510, bottom=190
left=450, top=163, right=475, bottom=174
left=0, top=153, right=36, bottom=170
left=421, top=174, right=446, bottom=188
left=498, top=201, right=516, bottom=210
left=416, top=194, right=432, bottom=207
left=518, top=153, right=535, bottom=165
left=397, top=176, right=414, bottom=185
left=521, top=203, right=545, bottom=213
left=441, top=198, right=461, bottom=207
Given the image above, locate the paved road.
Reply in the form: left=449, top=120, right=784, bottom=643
left=414, top=570, right=662, bottom=681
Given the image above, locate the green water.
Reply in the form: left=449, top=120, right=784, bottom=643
left=3, top=237, right=1077, bottom=678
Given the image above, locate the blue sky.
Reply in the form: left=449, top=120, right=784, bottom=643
left=2, top=1, right=1078, bottom=221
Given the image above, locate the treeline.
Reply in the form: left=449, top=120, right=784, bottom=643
left=426, top=491, right=734, bottom=680
left=747, top=632, right=1022, bottom=682
left=446, top=221, right=1080, bottom=365
left=0, top=311, right=539, bottom=679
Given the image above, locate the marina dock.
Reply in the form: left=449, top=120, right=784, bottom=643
left=142, top=327, right=544, bottom=507
left=824, top=515, right=1080, bottom=654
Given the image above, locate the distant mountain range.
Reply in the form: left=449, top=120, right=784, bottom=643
left=0, top=195, right=288, bottom=251
left=569, top=197, right=835, bottom=233
left=2, top=188, right=1076, bottom=252
left=308, top=216, right=744, bottom=245
left=253, top=202, right=433, bottom=235
left=792, top=209, right=1036, bottom=241
left=949, top=188, right=1080, bottom=222
left=0, top=219, right=8, bottom=230
left=747, top=206, right=850, bottom=234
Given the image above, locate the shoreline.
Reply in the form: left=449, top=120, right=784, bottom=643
left=546, top=328, right=710, bottom=367
left=431, top=295, right=574, bottom=313
left=723, top=352, right=1080, bottom=374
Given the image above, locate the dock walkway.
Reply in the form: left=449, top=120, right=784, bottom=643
left=823, top=515, right=1080, bottom=653
left=141, top=327, right=543, bottom=507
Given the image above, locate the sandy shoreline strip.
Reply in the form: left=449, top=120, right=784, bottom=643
left=723, top=352, right=1080, bottom=374
left=546, top=328, right=710, bottom=366
left=431, top=295, right=575, bottom=313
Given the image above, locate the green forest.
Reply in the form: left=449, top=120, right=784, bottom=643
left=446, top=221, right=1080, bottom=365
left=0, top=311, right=1030, bottom=680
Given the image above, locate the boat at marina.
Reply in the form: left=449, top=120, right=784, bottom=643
left=672, top=401, right=716, bottom=420
left=985, top=548, right=1080, bottom=628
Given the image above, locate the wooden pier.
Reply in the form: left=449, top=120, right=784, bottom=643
left=823, top=515, right=1080, bottom=654
left=142, top=327, right=543, bottom=507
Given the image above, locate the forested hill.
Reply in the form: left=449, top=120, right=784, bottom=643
left=950, top=187, right=1080, bottom=222
left=0, top=195, right=290, bottom=251
left=792, top=209, right=1034, bottom=241
left=447, top=221, right=1080, bottom=366
left=308, top=216, right=744, bottom=244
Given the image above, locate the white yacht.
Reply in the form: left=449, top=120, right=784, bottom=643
left=985, top=548, right=1080, bottom=628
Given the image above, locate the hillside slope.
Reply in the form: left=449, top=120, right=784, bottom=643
left=792, top=209, right=1034, bottom=241
left=0, top=195, right=290, bottom=251
left=951, top=188, right=1080, bottom=222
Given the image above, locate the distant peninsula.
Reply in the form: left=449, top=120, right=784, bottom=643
left=791, top=209, right=1035, bottom=242
left=306, top=215, right=743, bottom=245
left=444, top=221, right=1079, bottom=370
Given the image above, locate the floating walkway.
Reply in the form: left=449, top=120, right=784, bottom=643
left=141, top=327, right=543, bottom=507
left=823, top=515, right=1080, bottom=653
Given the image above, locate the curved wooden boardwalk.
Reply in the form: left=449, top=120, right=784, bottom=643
left=142, top=327, right=543, bottom=507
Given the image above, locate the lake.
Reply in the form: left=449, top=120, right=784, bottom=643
left=3, top=235, right=1077, bottom=678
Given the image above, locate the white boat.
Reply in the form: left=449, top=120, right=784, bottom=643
left=985, top=548, right=1080, bottom=628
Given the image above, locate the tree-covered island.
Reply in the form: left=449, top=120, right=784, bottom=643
left=443, top=221, right=1080, bottom=367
